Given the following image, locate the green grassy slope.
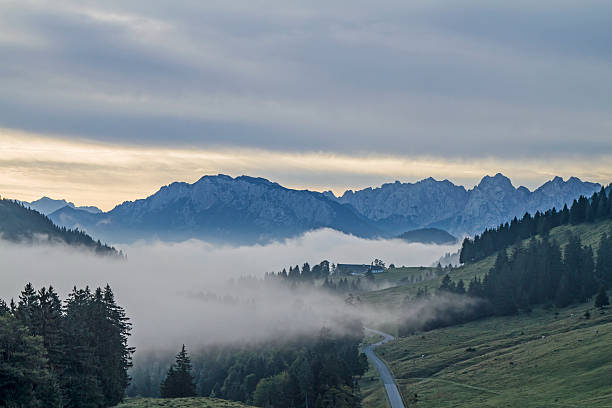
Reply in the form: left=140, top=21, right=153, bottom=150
left=361, top=361, right=391, bottom=408
left=115, top=397, right=256, bottom=408
left=360, top=259, right=493, bottom=307
left=363, top=218, right=612, bottom=308
left=375, top=301, right=612, bottom=407
left=360, top=334, right=391, bottom=408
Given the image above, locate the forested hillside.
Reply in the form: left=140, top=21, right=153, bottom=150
left=460, top=185, right=612, bottom=263
left=129, top=321, right=368, bottom=408
left=0, top=198, right=119, bottom=255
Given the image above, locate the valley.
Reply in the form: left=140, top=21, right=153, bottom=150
left=3, top=2, right=611, bottom=406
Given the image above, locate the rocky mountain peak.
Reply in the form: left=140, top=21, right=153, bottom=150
left=476, top=173, right=514, bottom=190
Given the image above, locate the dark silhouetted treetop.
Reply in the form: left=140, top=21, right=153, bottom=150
left=160, top=344, right=197, bottom=398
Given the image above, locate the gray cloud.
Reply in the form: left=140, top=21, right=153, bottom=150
left=1, top=0, right=611, bottom=158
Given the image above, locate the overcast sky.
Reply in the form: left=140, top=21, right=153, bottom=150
left=1, top=0, right=611, bottom=209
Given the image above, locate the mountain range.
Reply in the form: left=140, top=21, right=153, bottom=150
left=396, top=228, right=458, bottom=245
left=20, top=197, right=102, bottom=215
left=41, top=173, right=601, bottom=245
left=328, top=173, right=601, bottom=236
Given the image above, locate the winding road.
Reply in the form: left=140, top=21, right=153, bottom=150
left=363, top=328, right=405, bottom=408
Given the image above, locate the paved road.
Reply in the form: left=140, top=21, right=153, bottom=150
left=363, top=328, right=405, bottom=408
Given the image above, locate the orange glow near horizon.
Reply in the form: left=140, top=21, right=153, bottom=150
left=2, top=128, right=611, bottom=211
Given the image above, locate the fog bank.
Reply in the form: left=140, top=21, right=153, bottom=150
left=0, top=229, right=460, bottom=350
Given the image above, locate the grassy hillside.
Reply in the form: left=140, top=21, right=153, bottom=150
left=359, top=333, right=391, bottom=408
left=361, top=361, right=391, bottom=408
left=362, top=218, right=612, bottom=308
left=374, top=300, right=612, bottom=407
left=115, top=397, right=256, bottom=408
left=360, top=259, right=493, bottom=307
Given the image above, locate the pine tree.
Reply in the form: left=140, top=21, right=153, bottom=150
left=455, top=279, right=466, bottom=294
left=439, top=274, right=455, bottom=292
left=594, top=287, right=610, bottom=309
left=0, top=298, right=9, bottom=316
left=96, top=285, right=134, bottom=406
left=161, top=344, right=197, bottom=398
left=15, top=282, right=40, bottom=331
left=301, top=263, right=311, bottom=280
left=596, top=232, right=612, bottom=287
left=62, top=286, right=105, bottom=408
left=37, top=286, right=65, bottom=408
left=0, top=315, right=52, bottom=407
left=596, top=187, right=608, bottom=218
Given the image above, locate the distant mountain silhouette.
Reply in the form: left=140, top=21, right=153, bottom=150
left=47, top=174, right=601, bottom=244
left=49, top=175, right=380, bottom=244
left=328, top=173, right=600, bottom=236
left=20, top=196, right=102, bottom=215
left=0, top=198, right=118, bottom=255
left=396, top=228, right=457, bottom=245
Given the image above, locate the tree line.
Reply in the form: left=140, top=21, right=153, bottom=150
left=265, top=260, right=394, bottom=294
left=460, top=186, right=612, bottom=263
left=264, top=261, right=331, bottom=282
left=400, top=231, right=612, bottom=334
left=129, top=321, right=368, bottom=408
left=0, top=284, right=133, bottom=408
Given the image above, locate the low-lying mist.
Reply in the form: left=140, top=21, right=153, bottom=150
left=0, top=228, right=461, bottom=352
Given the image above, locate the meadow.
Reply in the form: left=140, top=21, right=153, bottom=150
left=377, top=301, right=612, bottom=407
left=115, top=397, right=255, bottom=408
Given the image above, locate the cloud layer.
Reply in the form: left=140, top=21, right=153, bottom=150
left=1, top=0, right=611, bottom=158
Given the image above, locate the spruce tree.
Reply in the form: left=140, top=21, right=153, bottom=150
left=0, top=298, right=9, bottom=316
left=596, top=187, right=608, bottom=218
left=595, top=287, right=610, bottom=309
left=161, top=344, right=197, bottom=398
left=95, top=285, right=134, bottom=406
left=596, top=232, right=612, bottom=287
left=62, top=286, right=105, bottom=408
left=0, top=315, right=52, bottom=407
left=15, top=282, right=40, bottom=331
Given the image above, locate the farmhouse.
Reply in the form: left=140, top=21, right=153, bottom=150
left=336, top=263, right=385, bottom=276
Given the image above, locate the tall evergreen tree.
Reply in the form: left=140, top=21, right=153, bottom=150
left=0, top=315, right=51, bottom=408
left=596, top=232, right=612, bottom=287
left=595, top=287, right=610, bottom=309
left=61, top=286, right=105, bottom=408
left=160, top=345, right=197, bottom=398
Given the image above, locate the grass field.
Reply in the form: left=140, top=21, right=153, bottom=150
left=360, top=332, right=391, bottom=408
left=114, top=397, right=256, bottom=408
left=360, top=360, right=391, bottom=408
left=371, top=267, right=439, bottom=285
left=375, top=301, right=612, bottom=407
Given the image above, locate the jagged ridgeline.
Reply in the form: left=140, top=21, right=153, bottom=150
left=460, top=185, right=612, bottom=263
left=0, top=198, right=120, bottom=256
